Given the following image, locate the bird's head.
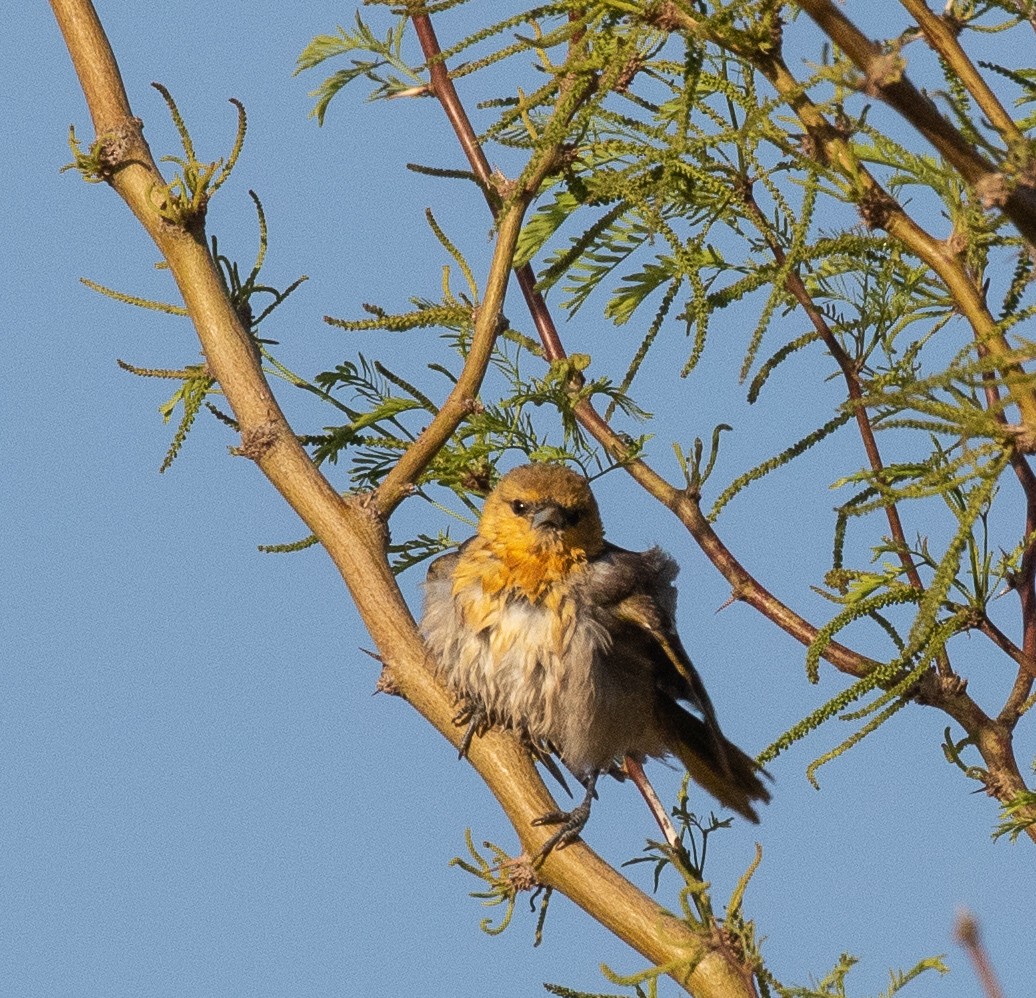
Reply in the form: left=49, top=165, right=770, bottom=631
left=478, top=464, right=605, bottom=564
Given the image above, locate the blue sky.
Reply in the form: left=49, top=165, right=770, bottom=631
left=6, top=3, right=1034, bottom=996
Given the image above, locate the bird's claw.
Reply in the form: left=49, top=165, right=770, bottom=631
left=531, top=773, right=598, bottom=861
left=453, top=699, right=490, bottom=759
left=532, top=799, right=592, bottom=858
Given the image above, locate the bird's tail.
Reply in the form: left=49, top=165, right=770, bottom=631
left=657, top=699, right=771, bottom=823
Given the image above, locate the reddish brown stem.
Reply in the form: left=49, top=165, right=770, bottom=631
left=410, top=13, right=574, bottom=365
left=625, top=755, right=680, bottom=849
left=740, top=188, right=925, bottom=590
left=978, top=376, right=1036, bottom=725
left=955, top=910, right=1006, bottom=998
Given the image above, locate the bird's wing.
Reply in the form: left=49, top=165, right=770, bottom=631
left=425, top=548, right=461, bottom=584
left=583, top=544, right=770, bottom=821
left=585, top=544, right=721, bottom=728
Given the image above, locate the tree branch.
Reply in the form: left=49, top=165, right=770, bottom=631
left=410, top=4, right=1036, bottom=840
left=738, top=184, right=929, bottom=594
left=797, top=0, right=1036, bottom=244
left=955, top=909, right=1006, bottom=998
left=899, top=0, right=1023, bottom=145
left=652, top=2, right=1036, bottom=433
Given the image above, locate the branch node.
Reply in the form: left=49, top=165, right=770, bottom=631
left=502, top=854, right=542, bottom=894
left=62, top=117, right=146, bottom=184
left=857, top=187, right=897, bottom=230
left=975, top=172, right=1011, bottom=210
left=374, top=667, right=402, bottom=697
left=238, top=421, right=279, bottom=461
left=1003, top=423, right=1036, bottom=453
left=343, top=491, right=392, bottom=546
left=863, top=51, right=906, bottom=97
left=99, top=117, right=145, bottom=173
left=938, top=673, right=969, bottom=697
left=646, top=1, right=682, bottom=34
left=984, top=768, right=1012, bottom=799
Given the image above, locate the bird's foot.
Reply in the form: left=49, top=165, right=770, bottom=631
left=532, top=800, right=592, bottom=858
left=531, top=773, right=598, bottom=861
left=453, top=699, right=490, bottom=759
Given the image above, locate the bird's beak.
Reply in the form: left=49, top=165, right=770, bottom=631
left=531, top=503, right=566, bottom=531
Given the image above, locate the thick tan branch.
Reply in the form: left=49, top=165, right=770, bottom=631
left=797, top=0, right=1036, bottom=244
left=372, top=208, right=520, bottom=516
left=898, top=0, right=1022, bottom=145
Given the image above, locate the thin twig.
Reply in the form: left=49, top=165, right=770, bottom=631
left=374, top=13, right=599, bottom=515
left=625, top=755, right=681, bottom=849
left=739, top=188, right=928, bottom=592
left=977, top=616, right=1036, bottom=681
left=978, top=375, right=1036, bottom=726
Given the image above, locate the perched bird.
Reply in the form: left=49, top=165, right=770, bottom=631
left=421, top=463, right=769, bottom=854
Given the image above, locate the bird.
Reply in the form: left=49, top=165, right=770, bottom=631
left=421, top=462, right=769, bottom=855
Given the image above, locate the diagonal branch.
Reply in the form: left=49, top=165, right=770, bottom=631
left=410, top=12, right=578, bottom=365
left=372, top=13, right=598, bottom=515
left=652, top=2, right=1036, bottom=433
left=898, top=0, right=1023, bottom=145
left=738, top=185, right=927, bottom=591
left=797, top=0, right=1036, bottom=244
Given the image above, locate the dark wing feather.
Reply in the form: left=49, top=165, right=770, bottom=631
left=587, top=544, right=720, bottom=723
left=655, top=698, right=770, bottom=822
left=425, top=536, right=477, bottom=585
left=585, top=543, right=770, bottom=820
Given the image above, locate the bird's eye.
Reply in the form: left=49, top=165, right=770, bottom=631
left=567, top=509, right=582, bottom=526
left=511, top=500, right=528, bottom=515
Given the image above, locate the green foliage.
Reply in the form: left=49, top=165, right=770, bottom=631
left=305, top=199, right=646, bottom=505
left=993, top=784, right=1036, bottom=843
left=673, top=425, right=731, bottom=495
left=78, top=2, right=1036, bottom=988
left=757, top=953, right=948, bottom=998
left=289, top=3, right=1036, bottom=868
left=212, top=191, right=308, bottom=335
left=623, top=786, right=733, bottom=923
left=80, top=102, right=306, bottom=472
left=115, top=360, right=216, bottom=473
left=388, top=530, right=457, bottom=574
left=294, top=13, right=422, bottom=123
left=80, top=277, right=189, bottom=316
left=708, top=411, right=854, bottom=521
left=543, top=985, right=641, bottom=998
left=302, top=324, right=620, bottom=502
left=149, top=84, right=246, bottom=226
